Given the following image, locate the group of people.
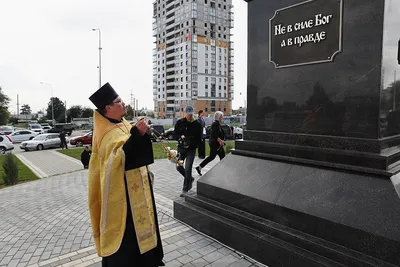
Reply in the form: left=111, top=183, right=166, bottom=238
left=174, top=106, right=226, bottom=197
left=86, top=83, right=227, bottom=266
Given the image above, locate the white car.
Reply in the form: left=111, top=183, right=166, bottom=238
left=20, top=133, right=64, bottom=151
left=28, top=124, right=44, bottom=134
left=8, top=130, right=38, bottom=143
left=0, top=135, right=14, bottom=154
left=42, top=126, right=52, bottom=133
left=233, top=126, right=243, bottom=139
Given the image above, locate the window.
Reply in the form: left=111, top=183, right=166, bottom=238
left=205, top=77, right=208, bottom=82
left=205, top=69, right=208, bottom=74
left=205, top=84, right=208, bottom=89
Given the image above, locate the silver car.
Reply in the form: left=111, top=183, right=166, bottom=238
left=20, top=133, right=63, bottom=151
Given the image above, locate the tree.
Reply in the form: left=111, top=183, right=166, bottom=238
left=2, top=154, right=18, bottom=186
left=67, top=105, right=83, bottom=119
left=82, top=107, right=94, bottom=118
left=20, top=104, right=31, bottom=115
left=9, top=117, right=18, bottom=125
left=0, top=86, right=10, bottom=125
left=125, top=105, right=134, bottom=120
left=46, top=97, right=66, bottom=123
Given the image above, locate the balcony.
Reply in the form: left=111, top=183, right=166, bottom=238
left=166, top=0, right=175, bottom=10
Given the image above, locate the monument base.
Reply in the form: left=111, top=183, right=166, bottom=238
left=174, top=153, right=400, bottom=267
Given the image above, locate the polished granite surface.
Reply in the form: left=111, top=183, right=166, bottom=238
left=247, top=0, right=400, bottom=140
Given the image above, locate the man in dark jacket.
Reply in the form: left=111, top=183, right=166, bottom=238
left=59, top=130, right=68, bottom=149
left=197, top=110, right=206, bottom=159
left=195, top=111, right=225, bottom=176
left=174, top=106, right=202, bottom=197
left=81, top=146, right=91, bottom=169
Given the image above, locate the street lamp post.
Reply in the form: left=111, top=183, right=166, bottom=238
left=92, top=28, right=102, bottom=88
left=41, top=82, right=54, bottom=124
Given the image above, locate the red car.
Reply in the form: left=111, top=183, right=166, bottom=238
left=70, top=132, right=92, bottom=147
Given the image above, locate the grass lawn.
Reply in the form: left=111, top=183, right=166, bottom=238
left=58, top=141, right=236, bottom=161
left=0, top=154, right=39, bottom=185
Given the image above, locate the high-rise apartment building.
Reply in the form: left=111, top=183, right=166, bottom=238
left=152, top=0, right=234, bottom=118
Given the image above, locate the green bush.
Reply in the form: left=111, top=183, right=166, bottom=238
left=2, top=153, right=18, bottom=185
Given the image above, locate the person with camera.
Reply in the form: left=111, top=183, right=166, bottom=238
left=195, top=111, right=226, bottom=176
left=174, top=106, right=202, bottom=197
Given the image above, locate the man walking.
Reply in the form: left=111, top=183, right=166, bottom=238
left=196, top=111, right=226, bottom=176
left=59, top=130, right=68, bottom=149
left=88, top=83, right=164, bottom=266
left=197, top=110, right=206, bottom=159
left=174, top=106, right=202, bottom=197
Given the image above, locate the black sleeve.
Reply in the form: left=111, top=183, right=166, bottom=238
left=123, top=126, right=154, bottom=170
left=174, top=119, right=183, bottom=139
left=210, top=122, right=219, bottom=142
left=196, top=121, right=202, bottom=144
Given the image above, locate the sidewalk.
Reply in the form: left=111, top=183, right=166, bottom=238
left=0, top=150, right=265, bottom=267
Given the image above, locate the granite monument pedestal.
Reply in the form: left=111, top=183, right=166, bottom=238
left=174, top=0, right=400, bottom=266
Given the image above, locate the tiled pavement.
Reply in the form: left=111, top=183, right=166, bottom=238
left=0, top=149, right=266, bottom=267
left=16, top=150, right=82, bottom=178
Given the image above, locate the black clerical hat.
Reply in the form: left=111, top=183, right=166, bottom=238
left=89, top=83, right=119, bottom=110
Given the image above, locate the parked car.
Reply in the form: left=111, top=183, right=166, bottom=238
left=70, top=132, right=92, bottom=147
left=42, top=126, right=52, bottom=133
left=0, top=125, right=14, bottom=135
left=8, top=130, right=38, bottom=143
left=20, top=133, right=64, bottom=151
left=48, top=123, right=74, bottom=136
left=28, top=124, right=44, bottom=134
left=0, top=135, right=14, bottom=154
left=149, top=125, right=165, bottom=142
left=205, top=124, right=234, bottom=140
left=163, top=127, right=177, bottom=140
left=233, top=126, right=243, bottom=139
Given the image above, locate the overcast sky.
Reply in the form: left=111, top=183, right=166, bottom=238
left=0, top=0, right=247, bottom=115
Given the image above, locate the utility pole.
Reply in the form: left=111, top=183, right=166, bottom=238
left=65, top=101, right=67, bottom=123
left=17, top=94, right=20, bottom=118
left=133, top=97, right=136, bottom=118
left=130, top=90, right=134, bottom=118
left=92, top=28, right=102, bottom=88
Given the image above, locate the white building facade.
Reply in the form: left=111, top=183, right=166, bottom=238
left=153, top=0, right=234, bottom=118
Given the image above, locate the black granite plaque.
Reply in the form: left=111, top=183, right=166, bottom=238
left=270, top=0, right=343, bottom=68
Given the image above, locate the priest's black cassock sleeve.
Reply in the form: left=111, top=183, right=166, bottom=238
left=102, top=126, right=164, bottom=267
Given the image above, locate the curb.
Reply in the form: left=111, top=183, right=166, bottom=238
left=15, top=154, right=48, bottom=178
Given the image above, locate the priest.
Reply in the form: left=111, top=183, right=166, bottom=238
left=88, top=83, right=164, bottom=266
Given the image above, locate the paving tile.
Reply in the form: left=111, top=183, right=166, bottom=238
left=0, top=156, right=263, bottom=267
left=203, top=251, right=225, bottom=263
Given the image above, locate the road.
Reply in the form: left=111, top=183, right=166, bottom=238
left=10, top=130, right=88, bottom=154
